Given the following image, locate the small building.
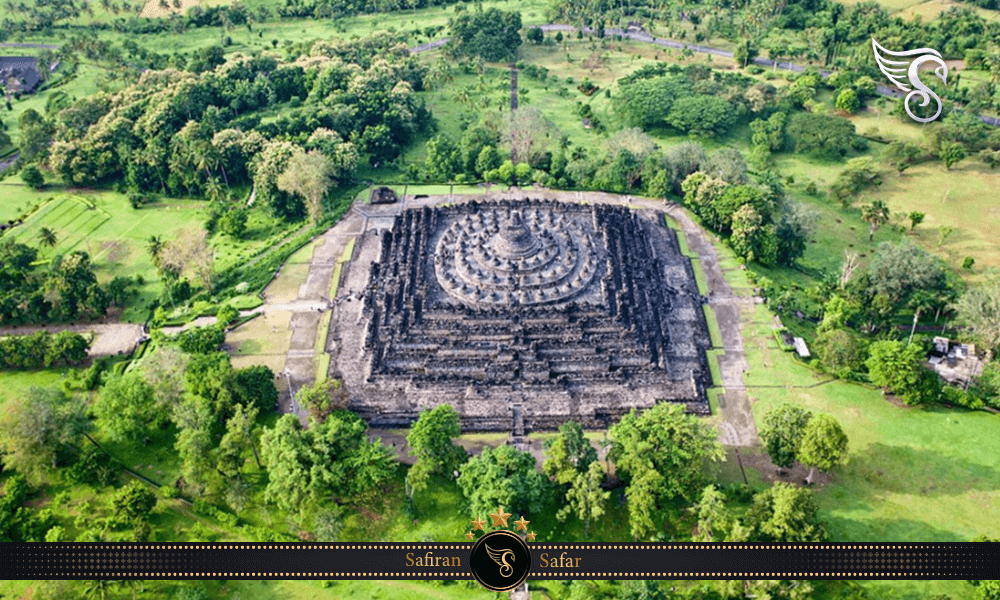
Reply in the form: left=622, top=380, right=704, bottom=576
left=793, top=337, right=810, bottom=358
left=369, top=186, right=398, bottom=205
left=0, top=57, right=41, bottom=95
left=928, top=338, right=984, bottom=387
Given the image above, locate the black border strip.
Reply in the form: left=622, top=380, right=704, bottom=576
left=3, top=542, right=999, bottom=580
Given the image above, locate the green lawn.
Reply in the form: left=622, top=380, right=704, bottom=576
left=0, top=183, right=304, bottom=321
left=723, top=265, right=994, bottom=598
left=0, top=368, right=71, bottom=413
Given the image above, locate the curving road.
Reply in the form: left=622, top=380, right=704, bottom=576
left=410, top=24, right=1000, bottom=127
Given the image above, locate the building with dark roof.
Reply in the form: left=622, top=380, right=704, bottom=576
left=0, top=57, right=41, bottom=95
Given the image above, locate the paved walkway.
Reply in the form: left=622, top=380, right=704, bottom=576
left=0, top=322, right=145, bottom=357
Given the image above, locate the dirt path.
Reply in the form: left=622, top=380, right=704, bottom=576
left=0, top=322, right=145, bottom=357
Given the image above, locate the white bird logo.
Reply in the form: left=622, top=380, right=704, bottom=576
left=872, top=39, right=948, bottom=123
left=485, top=544, right=515, bottom=578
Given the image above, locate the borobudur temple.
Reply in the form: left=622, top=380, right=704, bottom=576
left=333, top=198, right=712, bottom=431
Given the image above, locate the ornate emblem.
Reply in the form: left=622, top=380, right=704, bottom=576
left=485, top=544, right=515, bottom=578
left=872, top=38, right=948, bottom=123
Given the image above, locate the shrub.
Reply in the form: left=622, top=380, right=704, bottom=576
left=20, top=164, right=44, bottom=189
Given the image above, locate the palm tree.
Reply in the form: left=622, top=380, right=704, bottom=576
left=146, top=235, right=163, bottom=266
left=37, top=227, right=57, bottom=249
left=82, top=578, right=113, bottom=600
left=861, top=200, right=890, bottom=242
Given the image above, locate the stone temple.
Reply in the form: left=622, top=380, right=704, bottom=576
left=332, top=198, right=712, bottom=431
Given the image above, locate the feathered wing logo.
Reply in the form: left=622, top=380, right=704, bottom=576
left=485, top=544, right=515, bottom=578
left=872, top=39, right=948, bottom=123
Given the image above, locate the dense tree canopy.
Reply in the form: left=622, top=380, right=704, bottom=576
left=47, top=34, right=430, bottom=218
left=260, top=412, right=396, bottom=514
left=405, top=404, right=467, bottom=499
left=759, top=404, right=813, bottom=469
left=447, top=8, right=523, bottom=63
left=0, top=388, right=92, bottom=480
left=609, top=403, right=725, bottom=540
left=457, top=444, right=552, bottom=519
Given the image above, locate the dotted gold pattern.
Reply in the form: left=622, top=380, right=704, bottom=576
left=6, top=543, right=991, bottom=580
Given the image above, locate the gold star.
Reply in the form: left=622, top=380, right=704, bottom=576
left=488, top=506, right=512, bottom=528
left=471, top=516, right=487, bottom=532
left=465, top=531, right=475, bottom=540
left=526, top=531, right=537, bottom=541
left=514, top=516, right=529, bottom=532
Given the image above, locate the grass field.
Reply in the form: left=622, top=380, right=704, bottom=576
left=0, top=186, right=207, bottom=320
left=724, top=269, right=995, bottom=598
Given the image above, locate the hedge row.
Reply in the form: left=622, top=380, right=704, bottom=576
left=0, top=330, right=90, bottom=369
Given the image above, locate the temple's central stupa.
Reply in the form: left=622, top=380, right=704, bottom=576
left=332, top=198, right=712, bottom=432
left=434, top=207, right=599, bottom=307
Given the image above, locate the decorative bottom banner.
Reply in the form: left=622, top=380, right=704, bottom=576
left=4, top=542, right=999, bottom=583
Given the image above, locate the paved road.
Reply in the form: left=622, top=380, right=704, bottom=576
left=0, top=43, right=59, bottom=49
left=411, top=24, right=1000, bottom=127
left=0, top=152, right=19, bottom=173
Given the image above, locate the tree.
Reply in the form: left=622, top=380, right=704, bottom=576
left=229, top=365, right=278, bottom=414
left=140, top=346, right=190, bottom=414
left=216, top=402, right=261, bottom=479
left=557, top=460, right=609, bottom=538
left=730, top=204, right=778, bottom=266
left=37, top=226, right=57, bottom=249
left=405, top=404, right=466, bottom=499
left=865, top=340, right=941, bottom=405
left=457, top=444, right=552, bottom=519
left=219, top=207, right=248, bottom=238
left=21, top=164, right=44, bottom=189
left=506, top=106, right=555, bottom=166
left=759, top=405, right=813, bottom=470
left=815, top=328, right=868, bottom=377
left=93, top=371, right=164, bottom=443
left=908, top=211, right=925, bottom=230
left=775, top=201, right=817, bottom=266
left=423, top=134, right=463, bottom=181
left=297, top=379, right=347, bottom=423
left=158, top=229, right=215, bottom=290
left=862, top=242, right=948, bottom=310
left=829, top=157, right=882, bottom=205
left=475, top=145, right=502, bottom=177
left=940, top=142, right=966, bottom=170
left=666, top=95, right=737, bottom=138
left=112, top=481, right=157, bottom=522
left=260, top=411, right=396, bottom=514
left=797, top=414, right=848, bottom=485
left=448, top=8, right=523, bottom=63
left=733, top=38, right=759, bottom=69
left=745, top=483, right=827, bottom=542
left=860, top=200, right=890, bottom=242
left=543, top=420, right=598, bottom=486
left=953, top=271, right=1000, bottom=359
left=174, top=396, right=215, bottom=498
left=691, top=484, right=748, bottom=542
left=787, top=113, right=858, bottom=160
left=703, top=148, right=749, bottom=185
left=614, top=76, right=691, bottom=129
left=834, top=88, right=860, bottom=114
left=609, top=403, right=725, bottom=540
left=277, top=149, right=337, bottom=223
left=0, top=387, right=92, bottom=480
left=526, top=26, right=544, bottom=44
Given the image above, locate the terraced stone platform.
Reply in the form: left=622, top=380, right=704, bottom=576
left=332, top=198, right=712, bottom=432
